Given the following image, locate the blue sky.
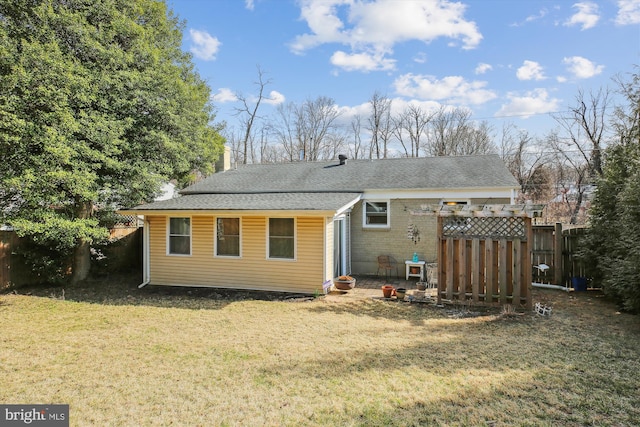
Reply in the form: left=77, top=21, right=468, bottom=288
left=167, top=0, right=640, bottom=144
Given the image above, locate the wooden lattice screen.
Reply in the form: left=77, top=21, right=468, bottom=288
left=410, top=204, right=542, bottom=309
left=436, top=214, right=533, bottom=309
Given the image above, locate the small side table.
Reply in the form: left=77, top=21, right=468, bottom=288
left=405, top=260, right=426, bottom=280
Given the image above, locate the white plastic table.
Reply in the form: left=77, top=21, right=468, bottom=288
left=405, top=260, right=426, bottom=280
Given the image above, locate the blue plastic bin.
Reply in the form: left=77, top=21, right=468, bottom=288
left=571, top=276, right=588, bottom=291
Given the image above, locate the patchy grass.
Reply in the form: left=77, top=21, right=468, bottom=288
left=1, top=276, right=639, bottom=426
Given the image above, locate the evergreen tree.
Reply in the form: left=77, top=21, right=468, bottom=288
left=582, top=68, right=640, bottom=311
left=0, top=0, right=225, bottom=284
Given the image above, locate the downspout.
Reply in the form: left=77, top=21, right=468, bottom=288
left=138, top=216, right=151, bottom=288
left=532, top=282, right=569, bottom=291
left=344, top=211, right=351, bottom=275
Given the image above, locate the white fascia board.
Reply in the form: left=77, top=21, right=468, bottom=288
left=335, top=194, right=361, bottom=216
left=118, top=209, right=339, bottom=217
left=362, top=187, right=516, bottom=200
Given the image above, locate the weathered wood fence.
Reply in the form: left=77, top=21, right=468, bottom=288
left=0, top=231, right=16, bottom=288
left=436, top=213, right=533, bottom=309
left=0, top=223, right=141, bottom=289
left=531, top=223, right=587, bottom=287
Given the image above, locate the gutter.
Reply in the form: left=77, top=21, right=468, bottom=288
left=532, top=282, right=569, bottom=291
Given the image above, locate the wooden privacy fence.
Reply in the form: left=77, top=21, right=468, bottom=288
left=413, top=205, right=542, bottom=309
left=0, top=223, right=141, bottom=288
left=0, top=230, right=16, bottom=288
left=531, top=224, right=587, bottom=287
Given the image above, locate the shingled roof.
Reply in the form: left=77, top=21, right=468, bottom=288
left=128, top=192, right=362, bottom=212
left=182, top=155, right=518, bottom=195
left=126, top=155, right=517, bottom=212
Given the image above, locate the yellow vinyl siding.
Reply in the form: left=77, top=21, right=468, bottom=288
left=147, top=214, right=327, bottom=294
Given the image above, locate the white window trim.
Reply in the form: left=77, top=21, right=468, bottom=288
left=362, top=199, right=390, bottom=229
left=166, top=216, right=192, bottom=256
left=267, top=217, right=297, bottom=261
left=214, top=217, right=242, bottom=258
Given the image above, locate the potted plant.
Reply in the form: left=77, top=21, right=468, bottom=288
left=333, top=275, right=356, bottom=290
left=381, top=285, right=394, bottom=298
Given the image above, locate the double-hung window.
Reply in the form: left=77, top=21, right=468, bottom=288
left=268, top=218, right=295, bottom=259
left=168, top=217, right=191, bottom=255
left=216, top=218, right=240, bottom=257
left=363, top=200, right=390, bottom=228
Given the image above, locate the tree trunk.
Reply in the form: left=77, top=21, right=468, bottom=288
left=70, top=200, right=93, bottom=285
left=569, top=191, right=584, bottom=225
left=71, top=239, right=91, bottom=285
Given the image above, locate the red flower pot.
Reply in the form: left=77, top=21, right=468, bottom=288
left=381, top=285, right=394, bottom=298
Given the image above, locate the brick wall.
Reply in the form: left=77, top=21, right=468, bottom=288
left=350, top=199, right=439, bottom=276
left=350, top=198, right=511, bottom=276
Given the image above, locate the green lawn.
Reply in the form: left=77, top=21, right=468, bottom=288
left=1, top=278, right=639, bottom=426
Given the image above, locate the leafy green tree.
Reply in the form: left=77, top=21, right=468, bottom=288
left=0, top=0, right=224, bottom=284
left=582, top=68, right=640, bottom=311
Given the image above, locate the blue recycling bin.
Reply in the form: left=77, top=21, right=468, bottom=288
left=571, top=276, right=588, bottom=291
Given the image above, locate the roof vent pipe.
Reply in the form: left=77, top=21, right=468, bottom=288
left=338, top=154, right=347, bottom=165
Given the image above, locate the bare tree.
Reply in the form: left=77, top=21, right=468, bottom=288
left=222, top=125, right=242, bottom=166
left=350, top=114, right=365, bottom=159
left=272, top=102, right=299, bottom=161
left=234, top=66, right=272, bottom=164
left=546, top=131, right=591, bottom=224
left=546, top=87, right=612, bottom=223
left=552, top=87, right=610, bottom=179
left=426, top=106, right=495, bottom=156
left=612, top=69, right=640, bottom=146
left=391, top=113, right=410, bottom=157
left=270, top=96, right=342, bottom=161
left=300, top=96, right=341, bottom=160
left=499, top=124, right=550, bottom=202
left=398, top=104, right=433, bottom=157
left=367, top=91, right=392, bottom=159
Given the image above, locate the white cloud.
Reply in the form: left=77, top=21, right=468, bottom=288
left=212, top=88, right=237, bottom=103
left=189, top=29, right=221, bottom=61
left=290, top=0, right=483, bottom=70
left=511, top=8, right=548, bottom=27
left=330, top=50, right=396, bottom=72
left=564, top=2, right=600, bottom=30
left=496, top=89, right=561, bottom=119
left=263, top=90, right=286, bottom=105
left=516, top=60, right=546, bottom=81
left=245, top=0, right=255, bottom=11
left=393, top=73, right=497, bottom=105
left=212, top=88, right=284, bottom=106
left=413, top=52, right=428, bottom=64
left=335, top=98, right=442, bottom=127
left=475, top=63, right=492, bottom=75
left=563, top=56, right=604, bottom=79
left=615, top=0, right=640, bottom=25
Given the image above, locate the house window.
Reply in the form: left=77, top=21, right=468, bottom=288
left=268, top=218, right=295, bottom=259
left=168, top=217, right=191, bottom=255
left=363, top=200, right=389, bottom=228
left=216, top=217, right=240, bottom=257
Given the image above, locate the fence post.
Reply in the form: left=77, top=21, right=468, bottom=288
left=554, top=223, right=563, bottom=285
